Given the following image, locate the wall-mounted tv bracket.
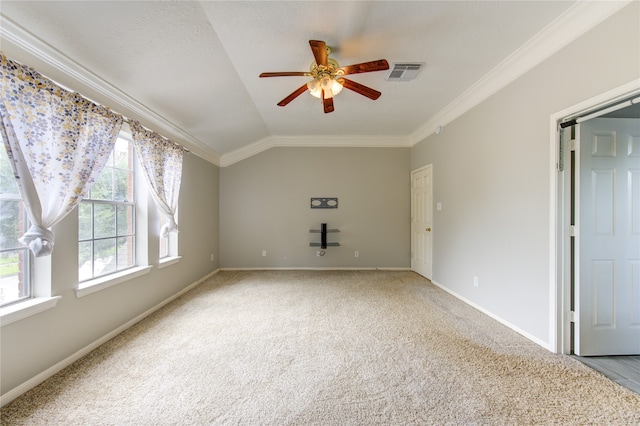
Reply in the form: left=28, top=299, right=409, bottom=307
left=309, top=223, right=340, bottom=249
left=310, top=198, right=338, bottom=209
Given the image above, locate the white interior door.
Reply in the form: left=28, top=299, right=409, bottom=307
left=576, top=117, right=640, bottom=356
left=411, top=165, right=433, bottom=279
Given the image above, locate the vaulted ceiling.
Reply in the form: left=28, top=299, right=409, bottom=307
left=1, top=1, right=622, bottom=166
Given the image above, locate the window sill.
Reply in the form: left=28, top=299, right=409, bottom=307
left=76, top=265, right=152, bottom=298
left=0, top=296, right=63, bottom=327
left=158, top=256, right=182, bottom=269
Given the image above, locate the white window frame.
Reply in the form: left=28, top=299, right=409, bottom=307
left=76, top=129, right=151, bottom=297
left=158, top=209, right=181, bottom=268
left=0, top=193, right=31, bottom=307
left=0, top=149, right=59, bottom=326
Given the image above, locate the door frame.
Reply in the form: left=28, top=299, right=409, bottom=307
left=411, top=164, right=433, bottom=280
left=550, top=80, right=640, bottom=354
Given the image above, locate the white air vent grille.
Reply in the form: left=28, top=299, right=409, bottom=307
left=385, top=63, right=423, bottom=82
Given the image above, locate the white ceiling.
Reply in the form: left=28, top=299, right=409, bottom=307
left=0, top=1, right=592, bottom=165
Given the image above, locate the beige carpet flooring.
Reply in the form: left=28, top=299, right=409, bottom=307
left=2, top=270, right=639, bottom=425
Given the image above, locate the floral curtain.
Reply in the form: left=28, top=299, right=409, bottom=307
left=129, top=120, right=183, bottom=237
left=0, top=53, right=123, bottom=256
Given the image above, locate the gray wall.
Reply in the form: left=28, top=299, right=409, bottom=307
left=410, top=3, right=639, bottom=345
left=1, top=153, right=220, bottom=395
left=220, top=147, right=410, bottom=269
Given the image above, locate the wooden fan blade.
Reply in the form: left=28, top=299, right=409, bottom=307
left=338, top=59, right=390, bottom=75
left=260, top=72, right=309, bottom=78
left=309, top=40, right=328, bottom=67
left=277, top=84, right=309, bottom=107
left=323, top=93, right=335, bottom=113
left=340, top=78, right=382, bottom=100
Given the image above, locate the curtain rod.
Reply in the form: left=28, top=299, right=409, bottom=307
left=559, top=95, right=640, bottom=129
left=122, top=118, right=190, bottom=153
left=4, top=52, right=192, bottom=154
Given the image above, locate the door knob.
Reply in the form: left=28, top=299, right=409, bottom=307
left=426, top=227, right=431, bottom=232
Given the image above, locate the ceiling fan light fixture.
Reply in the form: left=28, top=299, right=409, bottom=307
left=330, top=77, right=343, bottom=96
left=307, top=79, right=322, bottom=98
left=308, top=75, right=343, bottom=99
left=320, top=75, right=343, bottom=98
left=260, top=40, right=389, bottom=111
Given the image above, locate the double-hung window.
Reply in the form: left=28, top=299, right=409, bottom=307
left=159, top=215, right=170, bottom=259
left=159, top=210, right=179, bottom=260
left=0, top=147, right=31, bottom=307
left=78, top=135, right=136, bottom=282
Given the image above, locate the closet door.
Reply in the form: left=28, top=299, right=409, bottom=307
left=576, top=118, right=640, bottom=355
left=411, top=165, right=433, bottom=280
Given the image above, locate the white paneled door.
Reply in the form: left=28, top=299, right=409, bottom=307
left=577, top=118, right=640, bottom=356
left=411, top=165, right=433, bottom=280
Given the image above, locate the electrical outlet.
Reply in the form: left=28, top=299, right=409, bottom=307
left=473, top=276, right=479, bottom=287
left=210, top=254, right=214, bottom=261
left=354, top=251, right=359, bottom=258
left=262, top=250, right=267, bottom=257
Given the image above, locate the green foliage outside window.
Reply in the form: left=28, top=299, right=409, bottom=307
left=0, top=145, right=30, bottom=306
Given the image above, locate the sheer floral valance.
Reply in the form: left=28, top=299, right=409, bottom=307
left=0, top=52, right=123, bottom=256
left=129, top=120, right=183, bottom=237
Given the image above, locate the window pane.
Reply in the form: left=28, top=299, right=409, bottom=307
left=117, top=236, right=134, bottom=270
left=114, top=169, right=133, bottom=202
left=78, top=203, right=93, bottom=241
left=94, top=238, right=116, bottom=277
left=94, top=204, right=116, bottom=239
left=159, top=235, right=169, bottom=259
left=116, top=204, right=134, bottom=236
left=0, top=249, right=30, bottom=306
left=90, top=167, right=114, bottom=201
left=159, top=215, right=169, bottom=259
left=113, top=138, right=132, bottom=170
left=78, top=240, right=93, bottom=282
left=125, top=171, right=134, bottom=201
left=1, top=200, right=21, bottom=248
left=0, top=148, right=19, bottom=195
left=1, top=147, right=31, bottom=306
left=0, top=148, right=27, bottom=249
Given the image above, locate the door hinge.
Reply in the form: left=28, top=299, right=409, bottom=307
left=569, top=311, right=576, bottom=323
left=569, top=139, right=577, bottom=151
left=569, top=225, right=576, bottom=237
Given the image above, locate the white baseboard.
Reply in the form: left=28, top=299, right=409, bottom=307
left=0, top=269, right=220, bottom=407
left=430, top=280, right=553, bottom=351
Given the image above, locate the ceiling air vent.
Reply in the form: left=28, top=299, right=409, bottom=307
left=385, top=63, right=423, bottom=82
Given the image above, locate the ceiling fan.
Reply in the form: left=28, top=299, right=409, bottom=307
left=259, top=40, right=390, bottom=113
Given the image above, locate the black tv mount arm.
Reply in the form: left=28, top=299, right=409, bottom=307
left=309, top=223, right=340, bottom=249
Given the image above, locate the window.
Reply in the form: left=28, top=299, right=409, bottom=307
left=159, top=215, right=170, bottom=259
left=78, top=136, right=136, bottom=282
left=0, top=146, right=31, bottom=307
left=159, top=210, right=179, bottom=260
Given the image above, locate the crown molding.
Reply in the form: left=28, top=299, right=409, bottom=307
left=220, top=135, right=411, bottom=167
left=409, top=0, right=633, bottom=145
left=0, top=15, right=221, bottom=166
